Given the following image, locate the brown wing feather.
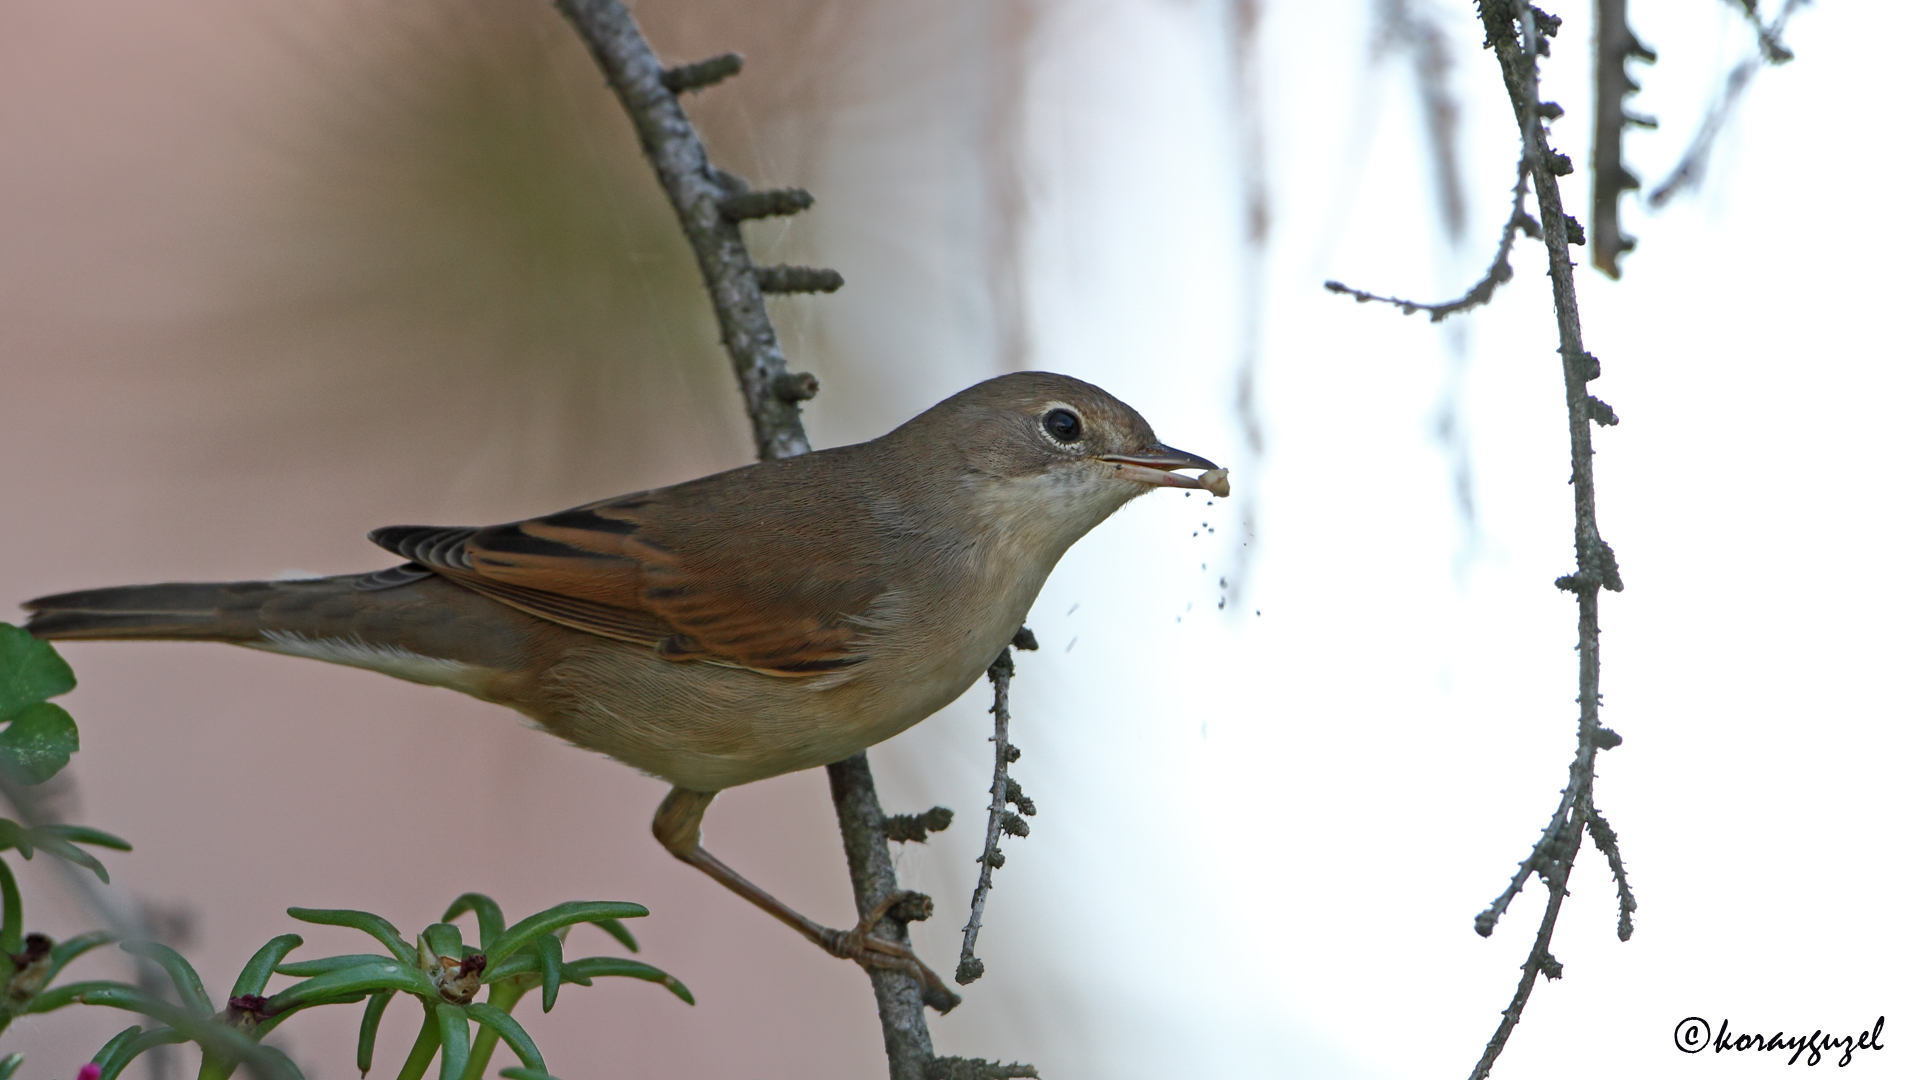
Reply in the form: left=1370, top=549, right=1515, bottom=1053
left=369, top=463, right=890, bottom=676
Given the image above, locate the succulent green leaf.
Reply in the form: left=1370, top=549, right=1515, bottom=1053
left=0, top=860, right=19, bottom=955
left=498, top=1069, right=562, bottom=1080
left=33, top=831, right=111, bottom=884
left=0, top=703, right=78, bottom=785
left=435, top=1002, right=471, bottom=1080
left=394, top=1006, right=441, bottom=1080
left=465, top=1002, right=543, bottom=1073
left=487, top=902, right=647, bottom=963
left=562, top=957, right=694, bottom=1006
left=441, top=895, right=506, bottom=950
left=359, top=990, right=395, bottom=1077
left=274, top=954, right=394, bottom=977
left=0, top=820, right=29, bottom=858
left=38, top=982, right=296, bottom=1080
left=38, top=824, right=131, bottom=851
left=266, top=960, right=435, bottom=1013
left=588, top=918, right=638, bottom=953
left=286, top=908, right=412, bottom=961
left=0, top=625, right=76, bottom=717
left=49, top=931, right=116, bottom=983
left=534, top=935, right=562, bottom=1013
left=422, top=923, right=464, bottom=962
left=231, top=934, right=304, bottom=999
left=0, top=1052, right=19, bottom=1080
left=94, top=1025, right=189, bottom=1080
left=475, top=953, right=535, bottom=984
left=120, top=941, right=214, bottom=1017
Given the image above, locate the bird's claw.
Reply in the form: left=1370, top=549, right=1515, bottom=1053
left=821, top=892, right=961, bottom=1013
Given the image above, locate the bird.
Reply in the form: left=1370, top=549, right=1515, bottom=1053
left=23, top=371, right=1226, bottom=1006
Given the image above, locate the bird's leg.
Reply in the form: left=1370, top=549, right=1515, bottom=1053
left=651, top=786, right=959, bottom=1011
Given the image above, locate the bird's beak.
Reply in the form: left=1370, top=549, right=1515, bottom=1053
left=1099, top=445, right=1231, bottom=497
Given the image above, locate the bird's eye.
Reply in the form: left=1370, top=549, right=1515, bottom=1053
left=1043, top=408, right=1083, bottom=443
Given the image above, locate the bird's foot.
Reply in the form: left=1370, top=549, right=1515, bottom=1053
left=821, top=891, right=960, bottom=1013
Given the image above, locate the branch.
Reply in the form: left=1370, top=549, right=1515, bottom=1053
left=1591, top=0, right=1657, bottom=277
left=549, top=2, right=949, bottom=1074
left=1461, top=4, right=1633, bottom=1076
left=1324, top=154, right=1540, bottom=323
left=551, top=0, right=813, bottom=464
left=1648, top=0, right=1805, bottom=208
left=955, top=630, right=1039, bottom=986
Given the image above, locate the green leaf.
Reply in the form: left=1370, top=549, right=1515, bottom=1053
left=359, top=990, right=395, bottom=1077
left=487, top=902, right=647, bottom=964
left=33, top=831, right=111, bottom=884
left=464, top=1002, right=543, bottom=1073
left=534, top=935, right=562, bottom=1013
left=120, top=941, right=213, bottom=1017
left=265, top=961, right=435, bottom=1013
left=49, top=931, right=116, bottom=983
left=286, top=908, right=412, bottom=962
left=231, top=934, right=303, bottom=999
left=0, top=820, right=29, bottom=858
left=422, top=923, right=464, bottom=963
left=435, top=1002, right=470, bottom=1080
left=441, top=895, right=506, bottom=950
left=93, top=1025, right=189, bottom=1080
left=498, top=1069, right=562, bottom=1080
left=0, top=625, right=76, bottom=718
left=0, top=703, right=78, bottom=785
left=394, top=1006, right=441, bottom=1080
left=38, top=824, right=131, bottom=851
left=562, top=957, right=694, bottom=1006
left=275, top=954, right=394, bottom=977
left=0, top=1052, right=20, bottom=1080
left=588, top=918, right=638, bottom=953
left=0, top=860, right=19, bottom=955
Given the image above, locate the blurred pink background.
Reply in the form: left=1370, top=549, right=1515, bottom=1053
left=2, top=2, right=1035, bottom=1076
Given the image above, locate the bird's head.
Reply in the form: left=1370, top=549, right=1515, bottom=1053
left=893, top=371, right=1228, bottom=549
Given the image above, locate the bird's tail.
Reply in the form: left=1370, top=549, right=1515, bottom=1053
left=21, top=569, right=540, bottom=702
left=25, top=568, right=439, bottom=641
left=23, top=577, right=379, bottom=643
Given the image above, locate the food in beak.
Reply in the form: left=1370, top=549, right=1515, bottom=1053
left=1100, top=446, right=1231, bottom=497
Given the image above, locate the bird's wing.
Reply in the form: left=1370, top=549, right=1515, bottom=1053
left=370, top=482, right=889, bottom=676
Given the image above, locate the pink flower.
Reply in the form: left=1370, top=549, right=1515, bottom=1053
left=77, top=1065, right=103, bottom=1080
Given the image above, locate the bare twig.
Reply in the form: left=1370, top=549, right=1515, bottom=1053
left=1459, top=5, right=1634, bottom=1077
left=551, top=0, right=812, bottom=463
left=1648, top=0, right=1805, bottom=208
left=1591, top=0, right=1657, bottom=277
left=549, top=2, right=953, bottom=1074
left=1324, top=155, right=1539, bottom=323
left=956, top=629, right=1039, bottom=985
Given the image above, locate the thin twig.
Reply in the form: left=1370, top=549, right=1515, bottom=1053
left=1648, top=0, right=1804, bottom=208
left=1465, top=3, right=1634, bottom=1076
left=1591, top=0, right=1656, bottom=277
left=1324, top=155, right=1537, bottom=323
left=956, top=632, right=1038, bottom=986
left=548, top=2, right=945, bottom=1074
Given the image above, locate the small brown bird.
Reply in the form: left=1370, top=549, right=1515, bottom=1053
left=24, top=371, right=1225, bottom=1001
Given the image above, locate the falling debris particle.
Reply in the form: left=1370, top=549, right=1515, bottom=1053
left=1065, top=637, right=1077, bottom=653
left=1217, top=598, right=1225, bottom=610
left=1066, top=602, right=1079, bottom=616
